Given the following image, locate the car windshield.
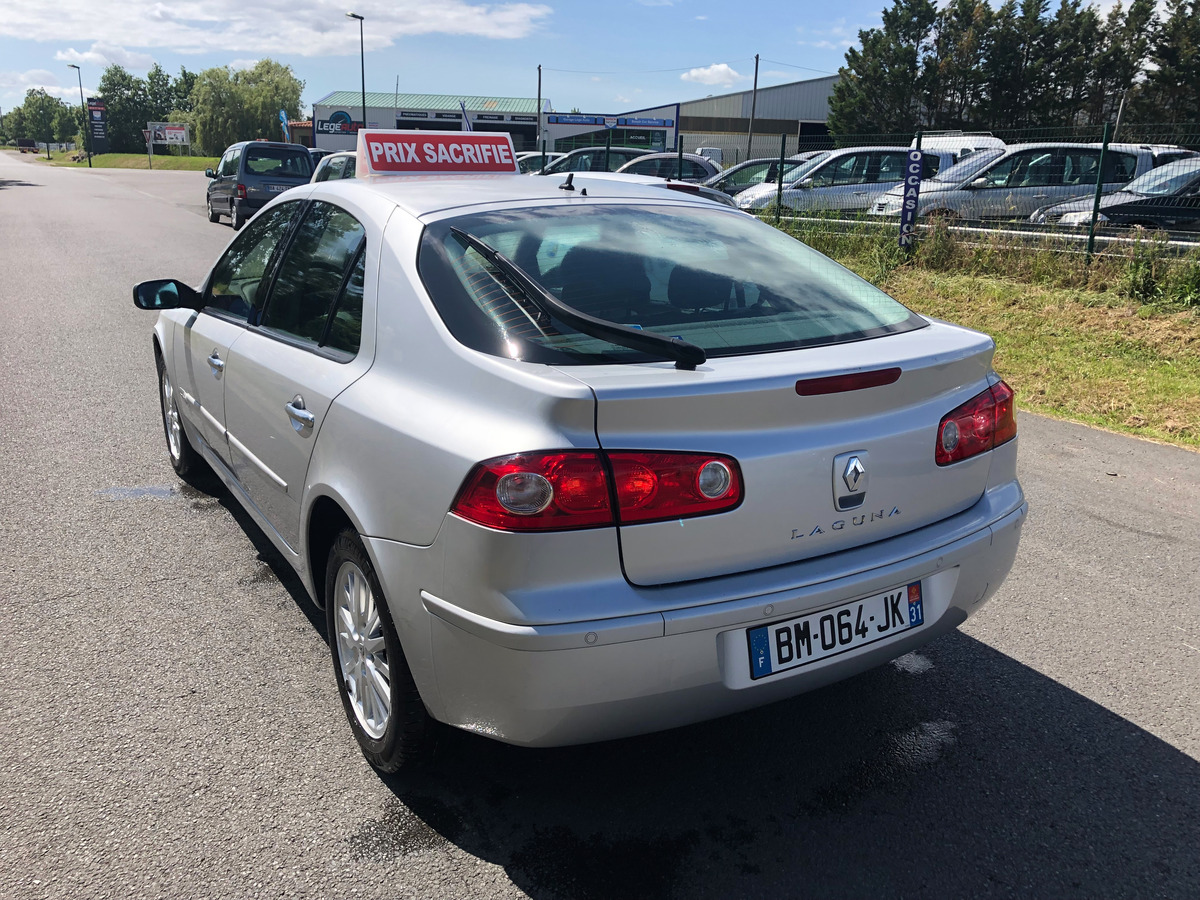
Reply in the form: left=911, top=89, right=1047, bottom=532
left=929, top=148, right=1005, bottom=184
left=1121, top=160, right=1200, bottom=196
left=781, top=152, right=832, bottom=184
left=418, top=203, right=926, bottom=366
left=245, top=147, right=313, bottom=178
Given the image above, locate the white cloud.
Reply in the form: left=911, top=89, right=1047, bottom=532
left=695, top=14, right=707, bottom=20
left=228, top=58, right=259, bottom=71
left=680, top=63, right=746, bottom=87
left=614, top=94, right=631, bottom=104
left=55, top=42, right=154, bottom=69
left=0, top=68, right=91, bottom=100
left=2, top=1, right=553, bottom=58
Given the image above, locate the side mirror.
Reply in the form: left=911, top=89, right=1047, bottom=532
left=133, top=279, right=202, bottom=310
left=799, top=177, right=813, bottom=189
left=205, top=168, right=216, bottom=178
left=969, top=177, right=988, bottom=189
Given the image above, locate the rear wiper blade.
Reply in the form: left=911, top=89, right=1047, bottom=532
left=451, top=227, right=706, bottom=370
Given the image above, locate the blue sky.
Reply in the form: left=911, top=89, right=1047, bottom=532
left=0, top=1, right=882, bottom=116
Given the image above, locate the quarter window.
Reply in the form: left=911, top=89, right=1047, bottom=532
left=261, top=201, right=365, bottom=352
left=205, top=201, right=301, bottom=320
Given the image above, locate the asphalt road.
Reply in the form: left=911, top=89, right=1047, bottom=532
left=1, top=150, right=1198, bottom=900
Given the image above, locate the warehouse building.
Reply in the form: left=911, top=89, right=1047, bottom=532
left=311, top=75, right=837, bottom=163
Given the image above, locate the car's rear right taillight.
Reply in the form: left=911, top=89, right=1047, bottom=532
left=936, top=380, right=1016, bottom=466
left=451, top=450, right=743, bottom=532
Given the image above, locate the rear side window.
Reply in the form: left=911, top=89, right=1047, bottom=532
left=418, top=204, right=925, bottom=366
left=244, top=146, right=313, bottom=178
left=261, top=200, right=365, bottom=354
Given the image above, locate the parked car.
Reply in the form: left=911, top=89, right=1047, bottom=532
left=615, top=152, right=721, bottom=182
left=17, top=138, right=37, bottom=153
left=534, top=146, right=653, bottom=175
left=311, top=150, right=357, bottom=183
left=133, top=131, right=1025, bottom=770
left=737, top=145, right=955, bottom=213
left=206, top=141, right=313, bottom=229
left=309, top=148, right=335, bottom=164
left=1029, top=156, right=1200, bottom=229
left=517, top=151, right=565, bottom=173
left=870, top=142, right=1176, bottom=221
left=705, top=157, right=812, bottom=197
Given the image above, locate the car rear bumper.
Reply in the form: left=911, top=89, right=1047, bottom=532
left=372, top=493, right=1027, bottom=748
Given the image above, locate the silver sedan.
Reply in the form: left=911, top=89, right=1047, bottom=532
left=135, top=169, right=1026, bottom=770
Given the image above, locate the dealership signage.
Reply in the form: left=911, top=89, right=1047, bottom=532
left=399, top=111, right=429, bottom=118
left=356, top=129, right=520, bottom=176
left=316, top=110, right=363, bottom=134
left=87, top=98, right=109, bottom=154
left=148, top=122, right=190, bottom=145
left=898, top=150, right=924, bottom=249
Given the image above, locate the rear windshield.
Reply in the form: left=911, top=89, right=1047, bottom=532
left=244, top=147, right=313, bottom=178
left=417, top=204, right=925, bottom=365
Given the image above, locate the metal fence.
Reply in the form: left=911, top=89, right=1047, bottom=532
left=688, top=123, right=1200, bottom=250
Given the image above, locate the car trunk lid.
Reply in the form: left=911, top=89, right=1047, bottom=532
left=558, top=322, right=1000, bottom=586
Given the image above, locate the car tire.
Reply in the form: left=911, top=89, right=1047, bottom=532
left=231, top=207, right=245, bottom=231
left=326, top=529, right=431, bottom=772
left=156, top=351, right=209, bottom=484
left=207, top=197, right=220, bottom=223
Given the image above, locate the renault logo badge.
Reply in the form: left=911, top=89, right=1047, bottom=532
left=833, top=451, right=869, bottom=510
left=843, top=456, right=866, bottom=491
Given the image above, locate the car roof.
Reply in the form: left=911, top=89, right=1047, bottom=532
left=303, top=172, right=731, bottom=222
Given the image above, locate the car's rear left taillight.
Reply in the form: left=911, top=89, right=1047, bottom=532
left=451, top=450, right=742, bottom=532
left=235, top=183, right=247, bottom=199
left=936, top=380, right=1016, bottom=466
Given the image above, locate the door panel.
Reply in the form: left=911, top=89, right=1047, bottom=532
left=172, top=313, right=246, bottom=463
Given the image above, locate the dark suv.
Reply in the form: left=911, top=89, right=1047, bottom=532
left=206, top=141, right=313, bottom=229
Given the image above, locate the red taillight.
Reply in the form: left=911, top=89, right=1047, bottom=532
left=235, top=183, right=247, bottom=199
left=451, top=450, right=742, bottom=532
left=935, top=380, right=1017, bottom=466
left=609, top=452, right=742, bottom=524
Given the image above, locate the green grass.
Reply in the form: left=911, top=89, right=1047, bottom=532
left=37, top=152, right=220, bottom=171
left=775, top=218, right=1200, bottom=449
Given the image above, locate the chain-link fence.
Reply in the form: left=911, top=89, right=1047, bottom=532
left=690, top=123, right=1200, bottom=251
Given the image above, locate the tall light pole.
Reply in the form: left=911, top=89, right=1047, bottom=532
left=346, top=12, right=366, bottom=135
left=66, top=63, right=92, bottom=168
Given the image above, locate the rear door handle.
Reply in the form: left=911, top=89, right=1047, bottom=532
left=207, top=352, right=225, bottom=374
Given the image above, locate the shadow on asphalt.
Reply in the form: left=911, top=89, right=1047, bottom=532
left=361, top=633, right=1199, bottom=899
left=208, top=476, right=1199, bottom=898
left=0, top=177, right=38, bottom=190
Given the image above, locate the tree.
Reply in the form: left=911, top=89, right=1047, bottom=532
left=147, top=63, right=174, bottom=122
left=827, top=0, right=938, bottom=135
left=190, top=59, right=304, bottom=154
left=172, top=67, right=197, bottom=113
left=925, top=0, right=993, bottom=129
left=1139, top=0, right=1200, bottom=121
left=97, top=65, right=150, bottom=152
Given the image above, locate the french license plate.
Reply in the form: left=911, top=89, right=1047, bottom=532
left=747, top=581, right=924, bottom=680
left=267, top=184, right=288, bottom=192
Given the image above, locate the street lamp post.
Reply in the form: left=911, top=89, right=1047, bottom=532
left=66, top=64, right=92, bottom=168
left=346, top=12, right=366, bottom=135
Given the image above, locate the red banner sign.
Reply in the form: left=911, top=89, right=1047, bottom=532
left=357, top=130, right=519, bottom=176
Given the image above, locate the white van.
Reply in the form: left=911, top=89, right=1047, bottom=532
left=911, top=132, right=1006, bottom=164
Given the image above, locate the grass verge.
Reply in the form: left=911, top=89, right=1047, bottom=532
left=37, top=152, right=220, bottom=171
left=778, top=217, right=1200, bottom=450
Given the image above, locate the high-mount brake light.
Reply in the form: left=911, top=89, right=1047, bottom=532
left=451, top=450, right=743, bottom=532
left=935, top=380, right=1016, bottom=466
